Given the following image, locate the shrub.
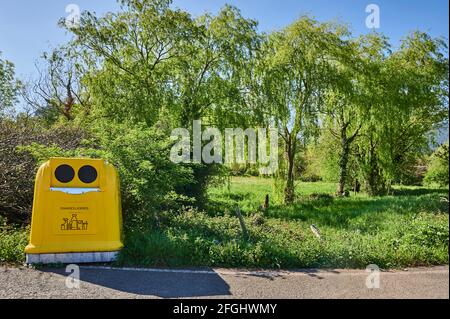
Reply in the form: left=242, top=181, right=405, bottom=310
left=424, top=143, right=449, bottom=187
left=95, top=123, right=195, bottom=228
left=0, top=117, right=86, bottom=224
left=0, top=226, right=29, bottom=263
left=21, top=122, right=195, bottom=229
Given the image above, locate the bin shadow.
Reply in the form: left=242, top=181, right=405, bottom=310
left=42, top=267, right=232, bottom=298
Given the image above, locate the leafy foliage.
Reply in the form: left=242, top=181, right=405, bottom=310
left=117, top=178, right=448, bottom=269
left=0, top=0, right=448, bottom=269
left=0, top=52, right=21, bottom=117
left=424, top=143, right=449, bottom=187
left=259, top=17, right=349, bottom=203
left=0, top=226, right=29, bottom=264
left=91, top=123, right=195, bottom=228
left=19, top=122, right=196, bottom=228
left=0, top=117, right=86, bottom=224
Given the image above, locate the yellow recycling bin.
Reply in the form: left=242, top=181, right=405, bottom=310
left=25, top=158, right=123, bottom=264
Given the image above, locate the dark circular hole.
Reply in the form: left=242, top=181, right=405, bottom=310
left=78, top=165, right=98, bottom=184
left=55, top=165, right=75, bottom=183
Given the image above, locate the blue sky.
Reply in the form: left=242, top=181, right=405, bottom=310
left=0, top=0, right=448, bottom=79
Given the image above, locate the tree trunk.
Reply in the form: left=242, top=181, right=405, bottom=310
left=337, top=132, right=350, bottom=197
left=336, top=115, right=361, bottom=197
left=284, top=133, right=296, bottom=204
left=263, top=194, right=269, bottom=210
left=353, top=179, right=361, bottom=193
left=175, top=101, right=210, bottom=208
left=365, top=138, right=385, bottom=196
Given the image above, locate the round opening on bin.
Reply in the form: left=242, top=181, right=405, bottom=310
left=78, top=165, right=98, bottom=184
left=55, top=164, right=75, bottom=183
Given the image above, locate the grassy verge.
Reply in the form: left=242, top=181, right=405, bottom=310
left=1, top=178, right=448, bottom=269
left=117, top=178, right=449, bottom=269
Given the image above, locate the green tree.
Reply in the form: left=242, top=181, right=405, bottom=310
left=23, top=47, right=89, bottom=124
left=384, top=32, right=449, bottom=185
left=321, top=36, right=371, bottom=196
left=66, top=0, right=194, bottom=126
left=174, top=5, right=261, bottom=129
left=68, top=0, right=260, bottom=126
left=0, top=52, right=21, bottom=117
left=355, top=32, right=448, bottom=195
left=260, top=17, right=349, bottom=203
left=352, top=34, right=392, bottom=195
left=424, top=142, right=449, bottom=187
left=63, top=0, right=261, bottom=206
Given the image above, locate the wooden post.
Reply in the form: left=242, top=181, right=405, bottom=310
left=263, top=194, right=269, bottom=210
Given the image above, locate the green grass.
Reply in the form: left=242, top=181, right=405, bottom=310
left=0, top=226, right=29, bottom=264
left=117, top=178, right=449, bottom=269
left=207, top=177, right=339, bottom=214
left=2, top=178, right=448, bottom=269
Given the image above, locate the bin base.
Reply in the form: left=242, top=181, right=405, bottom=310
left=26, top=251, right=119, bottom=264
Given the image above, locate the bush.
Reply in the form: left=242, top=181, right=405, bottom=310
left=0, top=226, right=29, bottom=263
left=21, top=122, right=195, bottom=229
left=95, top=123, right=195, bottom=228
left=0, top=117, right=86, bottom=224
left=424, top=143, right=449, bottom=187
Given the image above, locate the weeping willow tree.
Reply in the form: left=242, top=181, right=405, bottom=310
left=259, top=17, right=350, bottom=203
left=355, top=32, right=448, bottom=195
left=63, top=0, right=262, bottom=207
left=320, top=35, right=373, bottom=196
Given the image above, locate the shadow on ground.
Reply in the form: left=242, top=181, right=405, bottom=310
left=42, top=267, right=231, bottom=298
left=393, top=188, right=448, bottom=197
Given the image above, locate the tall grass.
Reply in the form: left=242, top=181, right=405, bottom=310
left=0, top=226, right=29, bottom=264
left=1, top=178, right=448, bottom=269
left=117, top=178, right=449, bottom=269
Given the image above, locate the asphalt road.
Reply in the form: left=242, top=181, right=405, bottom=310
left=0, top=265, right=448, bottom=299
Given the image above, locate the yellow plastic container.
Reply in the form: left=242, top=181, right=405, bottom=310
left=25, top=158, right=123, bottom=263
